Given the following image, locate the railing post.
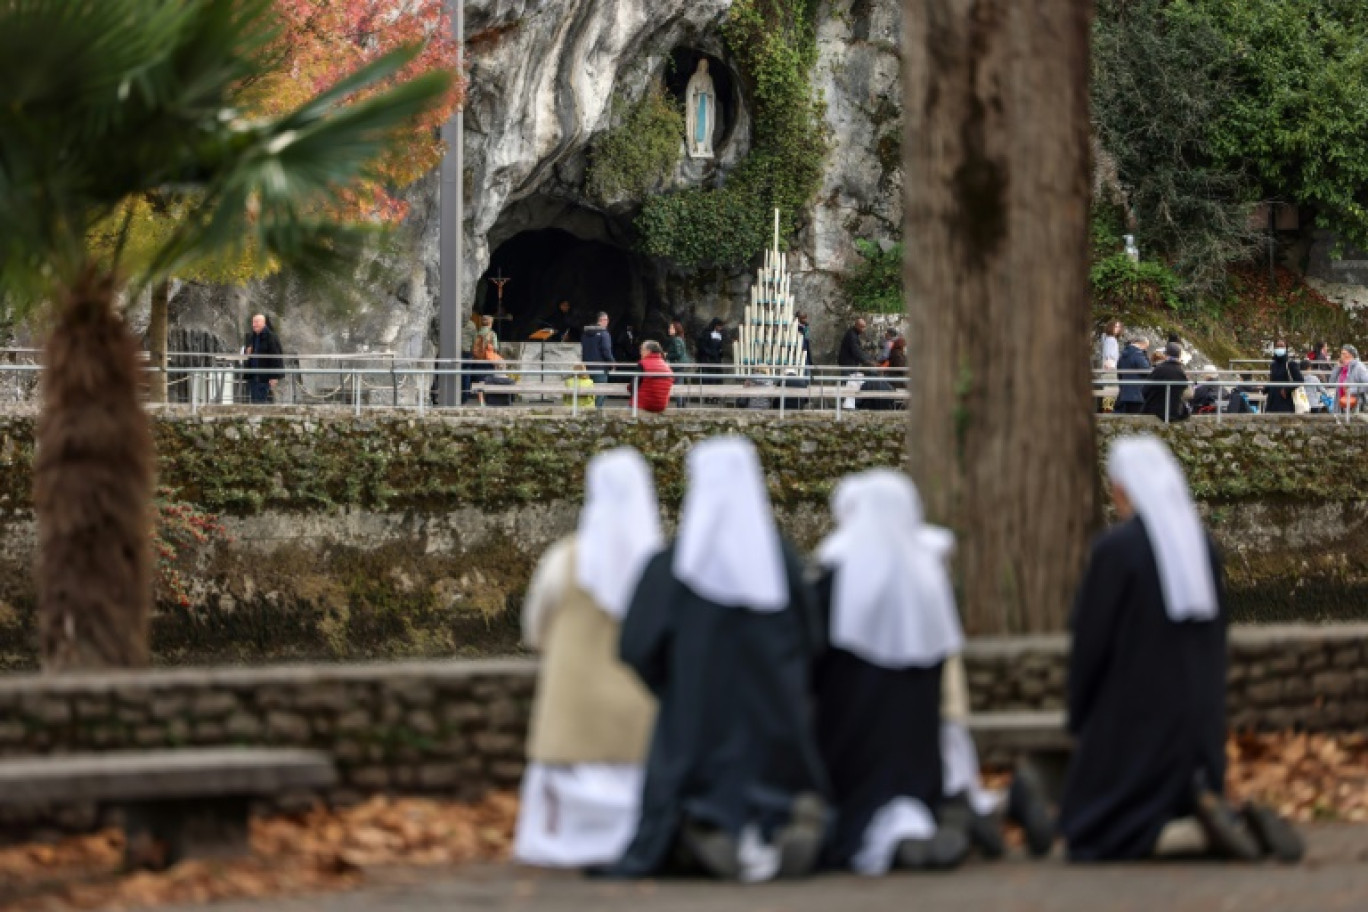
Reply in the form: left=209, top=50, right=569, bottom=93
left=353, top=369, right=361, bottom=417
left=632, top=375, right=639, bottom=419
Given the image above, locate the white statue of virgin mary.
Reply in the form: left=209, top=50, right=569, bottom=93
left=685, top=59, right=716, bottom=160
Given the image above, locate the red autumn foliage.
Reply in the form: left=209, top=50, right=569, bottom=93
left=246, top=0, right=465, bottom=223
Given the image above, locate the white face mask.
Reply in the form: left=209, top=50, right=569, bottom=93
left=1274, top=348, right=1287, bottom=358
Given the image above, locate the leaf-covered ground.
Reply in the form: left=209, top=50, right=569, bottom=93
left=1, top=733, right=1364, bottom=911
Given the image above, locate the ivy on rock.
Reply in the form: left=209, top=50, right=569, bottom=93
left=635, top=0, right=828, bottom=269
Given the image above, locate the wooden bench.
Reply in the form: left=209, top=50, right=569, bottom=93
left=0, top=748, right=335, bottom=869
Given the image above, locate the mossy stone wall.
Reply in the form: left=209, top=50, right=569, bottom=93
left=0, top=411, right=1365, bottom=667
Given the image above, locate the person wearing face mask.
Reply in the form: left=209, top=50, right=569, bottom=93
left=1264, top=339, right=1304, bottom=414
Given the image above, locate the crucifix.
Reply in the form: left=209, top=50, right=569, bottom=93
left=487, top=268, right=512, bottom=325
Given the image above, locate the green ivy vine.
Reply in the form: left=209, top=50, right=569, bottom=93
left=844, top=238, right=904, bottom=314
left=587, top=85, right=684, bottom=204
left=635, top=0, right=828, bottom=269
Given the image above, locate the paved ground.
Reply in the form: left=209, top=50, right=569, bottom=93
left=150, top=825, right=1368, bottom=912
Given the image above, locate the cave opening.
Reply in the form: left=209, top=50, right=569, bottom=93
left=475, top=228, right=663, bottom=344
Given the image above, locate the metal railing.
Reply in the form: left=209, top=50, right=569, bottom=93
left=2, top=349, right=1363, bottom=423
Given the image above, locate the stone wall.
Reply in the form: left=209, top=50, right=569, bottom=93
left=964, top=625, right=1368, bottom=731
left=0, top=625, right=1363, bottom=838
left=1, top=412, right=1366, bottom=667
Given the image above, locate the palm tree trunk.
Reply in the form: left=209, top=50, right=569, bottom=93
left=148, top=279, right=169, bottom=404
left=35, top=267, right=154, bottom=670
left=902, top=0, right=1100, bottom=633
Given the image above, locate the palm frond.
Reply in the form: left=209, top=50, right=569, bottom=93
left=0, top=0, right=453, bottom=307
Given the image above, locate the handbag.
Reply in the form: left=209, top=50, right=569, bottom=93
left=1292, top=386, right=1311, bottom=414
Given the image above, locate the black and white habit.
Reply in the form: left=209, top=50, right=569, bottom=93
left=1059, top=435, right=1228, bottom=861
left=610, top=437, right=828, bottom=881
left=811, top=470, right=964, bottom=874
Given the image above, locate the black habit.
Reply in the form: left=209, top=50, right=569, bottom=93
left=811, top=571, right=943, bottom=870
left=610, top=544, right=829, bottom=877
left=1059, top=517, right=1228, bottom=861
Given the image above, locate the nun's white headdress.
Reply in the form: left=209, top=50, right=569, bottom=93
left=674, top=437, right=788, bottom=612
left=1107, top=435, right=1218, bottom=622
left=576, top=447, right=664, bottom=620
left=817, top=469, right=963, bottom=667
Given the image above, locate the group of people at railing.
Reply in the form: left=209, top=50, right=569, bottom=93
left=513, top=435, right=1301, bottom=882
left=1099, top=321, right=1367, bottom=421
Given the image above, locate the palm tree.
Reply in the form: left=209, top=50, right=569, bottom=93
left=0, top=0, right=452, bottom=670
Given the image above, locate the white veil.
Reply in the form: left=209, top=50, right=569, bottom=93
left=1107, top=436, right=1218, bottom=622
left=575, top=447, right=664, bottom=620
left=816, top=469, right=963, bottom=667
left=673, top=437, right=788, bottom=612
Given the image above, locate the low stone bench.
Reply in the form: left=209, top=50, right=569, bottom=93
left=967, top=710, right=1073, bottom=803
left=0, top=748, right=335, bottom=869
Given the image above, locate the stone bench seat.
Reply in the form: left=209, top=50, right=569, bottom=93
left=966, top=710, right=1071, bottom=754
left=966, top=711, right=1073, bottom=803
left=0, top=748, right=335, bottom=869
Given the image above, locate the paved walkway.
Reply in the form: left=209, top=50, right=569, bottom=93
left=150, top=825, right=1368, bottom=912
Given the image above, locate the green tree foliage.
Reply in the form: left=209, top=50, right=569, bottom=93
left=1093, top=0, right=1259, bottom=294
left=587, top=85, right=684, bottom=204
left=844, top=239, right=904, bottom=314
left=1095, top=0, right=1368, bottom=289
left=635, top=0, right=827, bottom=269
left=0, top=0, right=450, bottom=669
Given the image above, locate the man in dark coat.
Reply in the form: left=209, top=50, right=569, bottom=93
left=695, top=318, right=728, bottom=388
left=1113, top=337, right=1150, bottom=414
left=837, top=319, right=872, bottom=371
left=545, top=300, right=578, bottom=342
left=610, top=438, right=828, bottom=881
left=795, top=312, right=813, bottom=369
left=580, top=312, right=615, bottom=407
left=243, top=313, right=283, bottom=403
left=1060, top=436, right=1298, bottom=864
left=1141, top=342, right=1190, bottom=422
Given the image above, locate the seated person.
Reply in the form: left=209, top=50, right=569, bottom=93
left=514, top=449, right=662, bottom=867
left=630, top=341, right=674, bottom=414
left=563, top=363, right=596, bottom=410
left=1059, top=436, right=1302, bottom=863
left=743, top=368, right=777, bottom=410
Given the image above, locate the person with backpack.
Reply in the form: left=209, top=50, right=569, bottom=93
left=471, top=315, right=501, bottom=362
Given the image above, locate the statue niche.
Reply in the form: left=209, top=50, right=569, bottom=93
left=685, top=59, right=716, bottom=159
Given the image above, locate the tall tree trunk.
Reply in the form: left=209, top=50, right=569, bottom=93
left=903, top=0, right=1099, bottom=633
left=35, top=268, right=154, bottom=669
left=148, top=279, right=169, bottom=404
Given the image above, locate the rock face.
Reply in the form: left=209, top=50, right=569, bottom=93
left=163, top=0, right=906, bottom=368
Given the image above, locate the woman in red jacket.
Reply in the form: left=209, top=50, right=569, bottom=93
left=633, top=341, right=675, bottom=414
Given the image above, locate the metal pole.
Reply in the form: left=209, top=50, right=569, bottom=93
left=438, top=0, right=464, bottom=406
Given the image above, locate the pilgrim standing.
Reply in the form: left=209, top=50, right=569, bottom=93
left=811, top=470, right=969, bottom=873
left=609, top=437, right=828, bottom=882
left=1060, top=436, right=1302, bottom=863
left=513, top=448, right=662, bottom=868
